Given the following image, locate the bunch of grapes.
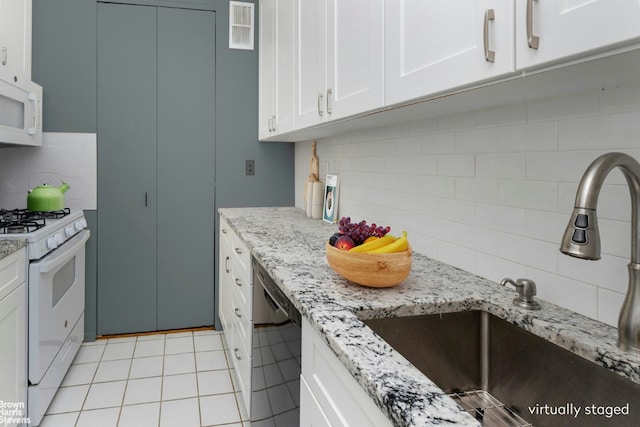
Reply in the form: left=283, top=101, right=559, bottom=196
left=338, top=216, right=391, bottom=245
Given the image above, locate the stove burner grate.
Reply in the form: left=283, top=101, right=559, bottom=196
left=0, top=219, right=46, bottom=234
left=0, top=208, right=70, bottom=234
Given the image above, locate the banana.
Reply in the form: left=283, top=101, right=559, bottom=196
left=349, top=234, right=396, bottom=252
left=367, top=231, right=409, bottom=254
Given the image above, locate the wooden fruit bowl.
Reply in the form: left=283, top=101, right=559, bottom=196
left=325, top=241, right=412, bottom=288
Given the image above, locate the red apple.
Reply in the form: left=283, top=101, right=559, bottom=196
left=334, top=235, right=355, bottom=250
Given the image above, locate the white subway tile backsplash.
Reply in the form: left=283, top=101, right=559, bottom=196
left=475, top=252, right=527, bottom=284
left=476, top=152, right=526, bottom=179
left=475, top=203, right=526, bottom=232
left=529, top=269, right=598, bottom=320
left=526, top=93, right=598, bottom=122
left=598, top=219, right=632, bottom=259
left=296, top=80, right=640, bottom=327
left=558, top=253, right=628, bottom=295
left=422, top=133, right=456, bottom=154
left=0, top=133, right=97, bottom=210
left=597, top=288, right=626, bottom=328
left=421, top=176, right=456, bottom=198
left=498, top=180, right=558, bottom=212
left=559, top=111, right=640, bottom=151
left=455, top=178, right=499, bottom=203
left=598, top=82, right=640, bottom=113
left=437, top=154, right=475, bottom=177
left=496, top=122, right=557, bottom=153
left=476, top=103, right=526, bottom=128
left=439, top=241, right=476, bottom=273
left=498, top=233, right=558, bottom=273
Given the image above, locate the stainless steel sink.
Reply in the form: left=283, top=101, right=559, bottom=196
left=364, top=310, right=640, bottom=427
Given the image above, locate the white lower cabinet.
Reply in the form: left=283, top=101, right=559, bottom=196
left=218, top=217, right=253, bottom=416
left=300, top=318, right=392, bottom=427
left=0, top=248, right=27, bottom=427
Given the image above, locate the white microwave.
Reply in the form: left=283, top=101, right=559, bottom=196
left=0, top=72, right=42, bottom=147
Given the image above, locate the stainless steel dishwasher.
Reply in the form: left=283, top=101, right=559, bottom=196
left=251, top=258, right=302, bottom=426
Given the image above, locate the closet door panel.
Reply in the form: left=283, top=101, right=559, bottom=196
left=97, top=3, right=158, bottom=334
left=156, top=7, right=216, bottom=330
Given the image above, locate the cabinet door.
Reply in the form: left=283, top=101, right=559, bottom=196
left=274, top=0, right=295, bottom=135
left=97, top=2, right=158, bottom=335
left=259, top=0, right=276, bottom=139
left=0, top=283, right=27, bottom=425
left=300, top=376, right=332, bottom=427
left=156, top=6, right=215, bottom=331
left=326, top=0, right=384, bottom=120
left=385, top=0, right=515, bottom=105
left=295, top=0, right=326, bottom=129
left=0, top=0, right=31, bottom=80
left=516, top=0, right=640, bottom=69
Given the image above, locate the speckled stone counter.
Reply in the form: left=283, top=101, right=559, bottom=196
left=0, top=238, right=26, bottom=261
left=219, top=207, right=640, bottom=427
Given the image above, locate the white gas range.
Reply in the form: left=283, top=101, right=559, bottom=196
left=0, top=208, right=89, bottom=426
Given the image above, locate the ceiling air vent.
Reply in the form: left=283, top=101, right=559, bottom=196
left=229, top=1, right=254, bottom=50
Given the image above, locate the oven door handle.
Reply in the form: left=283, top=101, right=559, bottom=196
left=36, top=230, right=90, bottom=273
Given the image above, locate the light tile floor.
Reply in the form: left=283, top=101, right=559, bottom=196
left=40, top=329, right=246, bottom=427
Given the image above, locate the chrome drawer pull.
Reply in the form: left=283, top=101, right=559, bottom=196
left=225, top=256, right=230, bottom=273
left=234, top=307, right=242, bottom=318
left=234, top=247, right=242, bottom=254
left=234, top=348, right=241, bottom=360
left=483, top=9, right=495, bottom=63
left=526, top=0, right=540, bottom=49
left=235, top=278, right=242, bottom=287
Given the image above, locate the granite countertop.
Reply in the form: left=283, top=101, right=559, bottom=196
left=0, top=238, right=26, bottom=261
left=219, top=207, right=640, bottom=427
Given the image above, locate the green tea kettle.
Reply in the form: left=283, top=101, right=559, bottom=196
left=27, top=182, right=70, bottom=212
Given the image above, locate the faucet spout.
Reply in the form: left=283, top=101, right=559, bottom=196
left=560, top=152, right=640, bottom=355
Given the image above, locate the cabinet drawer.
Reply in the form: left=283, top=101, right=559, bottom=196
left=230, top=234, right=251, bottom=278
left=230, top=256, right=252, bottom=305
left=224, top=314, right=252, bottom=416
left=0, top=248, right=26, bottom=301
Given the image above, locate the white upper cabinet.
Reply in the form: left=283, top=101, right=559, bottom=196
left=259, top=0, right=295, bottom=140
left=385, top=0, right=515, bottom=105
left=294, top=0, right=384, bottom=129
left=516, top=0, right=640, bottom=70
left=0, top=0, right=32, bottom=81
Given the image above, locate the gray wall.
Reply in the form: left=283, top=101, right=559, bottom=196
left=32, top=0, right=294, bottom=338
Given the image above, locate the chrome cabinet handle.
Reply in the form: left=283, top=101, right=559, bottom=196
left=225, top=256, right=230, bottom=273
left=526, top=0, right=539, bottom=49
left=234, top=307, right=242, bottom=318
left=1, top=47, right=6, bottom=65
left=326, top=88, right=332, bottom=115
left=234, top=247, right=242, bottom=254
left=483, top=9, right=495, bottom=63
left=234, top=348, right=241, bottom=360
left=221, top=228, right=227, bottom=234
left=28, top=92, right=39, bottom=135
left=317, top=92, right=324, bottom=117
left=235, top=278, right=242, bottom=287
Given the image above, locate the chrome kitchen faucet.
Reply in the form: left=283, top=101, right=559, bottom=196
left=560, top=152, right=640, bottom=355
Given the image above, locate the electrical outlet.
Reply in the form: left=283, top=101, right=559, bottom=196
left=245, top=159, right=255, bottom=175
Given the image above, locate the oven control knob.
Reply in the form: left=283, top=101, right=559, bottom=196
left=65, top=225, right=75, bottom=237
left=75, top=219, right=87, bottom=231
left=55, top=233, right=65, bottom=245
left=47, top=237, right=58, bottom=250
